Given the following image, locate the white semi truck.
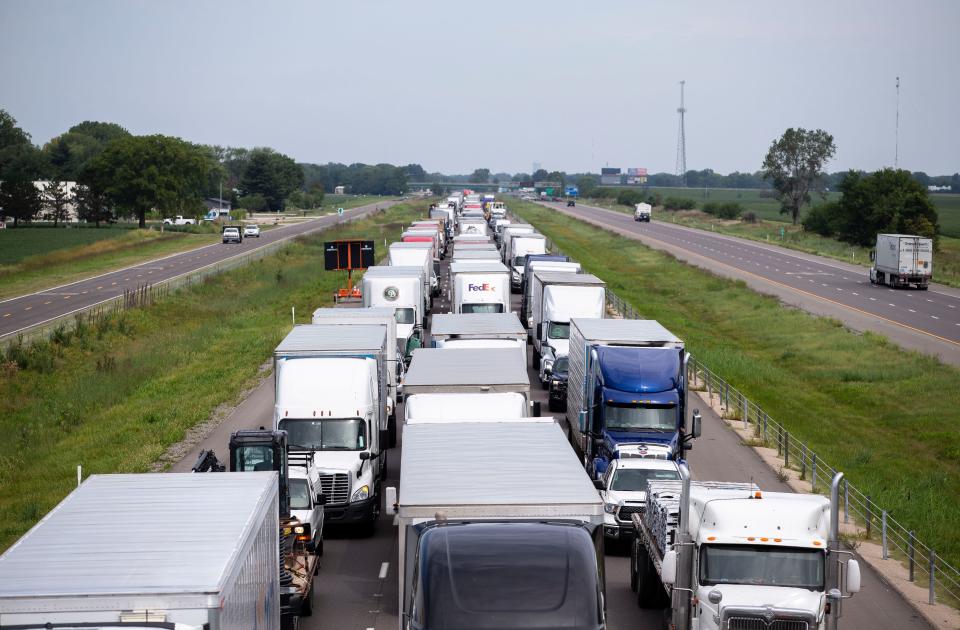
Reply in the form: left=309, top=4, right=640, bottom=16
left=0, top=473, right=281, bottom=630
left=273, top=325, right=390, bottom=533
left=449, top=261, right=510, bottom=314
left=402, top=347, right=538, bottom=423
left=430, top=312, right=527, bottom=360
left=362, top=266, right=428, bottom=357
left=869, top=233, right=933, bottom=289
left=387, top=421, right=606, bottom=630
left=631, top=466, right=862, bottom=630
left=389, top=241, right=438, bottom=297
left=521, top=259, right=581, bottom=328
left=500, top=223, right=535, bottom=264
left=530, top=271, right=606, bottom=372
left=508, top=232, right=548, bottom=292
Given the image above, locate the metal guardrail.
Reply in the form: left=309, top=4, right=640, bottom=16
left=531, top=227, right=960, bottom=609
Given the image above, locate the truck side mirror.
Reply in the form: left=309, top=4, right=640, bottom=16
left=316, top=493, right=327, bottom=506
left=593, top=479, right=605, bottom=491
left=661, top=550, right=677, bottom=585
left=869, top=250, right=876, bottom=262
left=531, top=401, right=542, bottom=417
left=692, top=410, right=702, bottom=439
left=359, top=451, right=372, bottom=461
left=385, top=486, right=398, bottom=516
left=846, top=559, right=862, bottom=594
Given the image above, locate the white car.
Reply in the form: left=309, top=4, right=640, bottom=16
left=243, top=224, right=261, bottom=238
left=288, top=466, right=325, bottom=556
left=597, top=457, right=681, bottom=541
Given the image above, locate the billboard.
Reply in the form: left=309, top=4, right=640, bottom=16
left=626, top=167, right=648, bottom=185
left=600, top=167, right=621, bottom=186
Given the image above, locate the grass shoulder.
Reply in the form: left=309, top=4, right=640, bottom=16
left=513, top=198, right=960, bottom=567
left=0, top=202, right=425, bottom=553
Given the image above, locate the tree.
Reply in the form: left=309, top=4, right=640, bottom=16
left=0, top=178, right=43, bottom=227
left=470, top=168, right=490, bottom=183
left=92, top=134, right=211, bottom=228
left=831, top=169, right=939, bottom=247
left=431, top=182, right=445, bottom=196
left=239, top=193, right=267, bottom=212
left=73, top=181, right=113, bottom=226
left=43, top=180, right=74, bottom=226
left=532, top=168, right=549, bottom=182
left=762, top=128, right=836, bottom=224
left=42, top=121, right=129, bottom=180
left=240, top=148, right=303, bottom=212
left=0, top=109, right=46, bottom=226
left=951, top=173, right=960, bottom=193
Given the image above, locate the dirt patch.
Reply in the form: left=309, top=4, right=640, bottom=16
left=150, top=359, right=273, bottom=472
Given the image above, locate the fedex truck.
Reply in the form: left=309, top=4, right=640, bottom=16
left=450, top=261, right=510, bottom=314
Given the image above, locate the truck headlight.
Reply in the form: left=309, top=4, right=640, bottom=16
left=604, top=502, right=617, bottom=514
left=352, top=485, right=370, bottom=502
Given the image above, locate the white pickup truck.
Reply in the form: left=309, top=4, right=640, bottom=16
left=162, top=215, right=196, bottom=225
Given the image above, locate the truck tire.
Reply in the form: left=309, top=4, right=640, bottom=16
left=532, top=346, right=540, bottom=370
left=300, top=580, right=314, bottom=617
left=380, top=452, right=388, bottom=481
left=630, top=539, right=641, bottom=593
left=637, top=548, right=665, bottom=608
left=388, top=415, right=397, bottom=449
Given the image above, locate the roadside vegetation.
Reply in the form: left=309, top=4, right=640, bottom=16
left=512, top=198, right=960, bottom=566
left=0, top=201, right=426, bottom=553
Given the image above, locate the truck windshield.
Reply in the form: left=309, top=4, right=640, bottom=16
left=700, top=544, right=825, bottom=590
left=462, top=303, right=504, bottom=314
left=605, top=403, right=676, bottom=432
left=547, top=321, right=570, bottom=339
left=232, top=445, right=275, bottom=472
left=554, top=357, right=569, bottom=373
left=278, top=418, right=367, bottom=451
left=288, top=478, right=311, bottom=510
left=395, top=307, right=416, bottom=324
left=611, top=467, right=679, bottom=491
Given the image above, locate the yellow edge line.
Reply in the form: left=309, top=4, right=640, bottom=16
left=560, top=207, right=960, bottom=349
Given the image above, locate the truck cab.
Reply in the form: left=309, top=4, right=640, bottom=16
left=584, top=345, right=691, bottom=478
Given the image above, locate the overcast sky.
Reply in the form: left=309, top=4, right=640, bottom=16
left=1, top=0, right=958, bottom=176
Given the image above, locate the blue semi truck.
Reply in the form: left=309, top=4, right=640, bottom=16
left=565, top=318, right=700, bottom=478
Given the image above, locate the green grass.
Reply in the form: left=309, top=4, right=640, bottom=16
left=583, top=198, right=960, bottom=288
left=0, top=229, right=218, bottom=301
left=597, top=187, right=960, bottom=237
left=0, top=224, right=145, bottom=265
left=0, top=201, right=426, bottom=553
left=512, top=198, right=960, bottom=567
left=281, top=194, right=382, bottom=217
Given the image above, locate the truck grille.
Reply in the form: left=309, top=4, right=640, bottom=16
left=727, top=616, right=810, bottom=630
left=616, top=504, right=644, bottom=522
left=318, top=473, right=350, bottom=504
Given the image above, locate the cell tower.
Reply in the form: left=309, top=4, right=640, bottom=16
left=894, top=76, right=900, bottom=168
left=675, top=80, right=688, bottom=186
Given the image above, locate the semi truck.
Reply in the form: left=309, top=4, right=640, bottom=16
left=566, top=318, right=700, bottom=477
left=508, top=232, right=548, bottom=292
left=500, top=224, right=536, bottom=264
left=530, top=271, right=606, bottom=373
left=449, top=261, right=510, bottom=314
left=0, top=473, right=281, bottom=630
left=520, top=256, right=579, bottom=327
left=630, top=467, right=862, bottom=630
left=363, top=264, right=429, bottom=330
left=389, top=241, right=439, bottom=297
left=402, top=347, right=538, bottom=423
left=430, top=312, right=527, bottom=359
left=869, top=233, right=933, bottom=289
left=387, top=421, right=607, bottom=630
left=311, top=306, right=401, bottom=415
left=273, top=324, right=390, bottom=531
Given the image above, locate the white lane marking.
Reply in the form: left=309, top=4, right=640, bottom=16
left=2, top=313, right=9, bottom=318
left=44, top=300, right=51, bottom=305
left=378, top=562, right=390, bottom=579
left=927, top=299, right=934, bottom=303
left=932, top=315, right=940, bottom=320
left=909, top=309, right=916, bottom=313
left=870, top=297, right=877, bottom=301
left=888, top=303, right=896, bottom=307
left=24, top=306, right=31, bottom=311
left=852, top=292, right=859, bottom=296
left=821, top=283, right=829, bottom=287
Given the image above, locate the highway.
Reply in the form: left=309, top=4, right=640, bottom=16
left=540, top=200, right=960, bottom=366
left=0, top=200, right=397, bottom=340
left=170, top=243, right=931, bottom=629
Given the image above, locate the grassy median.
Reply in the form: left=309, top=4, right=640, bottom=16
left=513, top=198, right=960, bottom=566
left=0, top=202, right=424, bottom=552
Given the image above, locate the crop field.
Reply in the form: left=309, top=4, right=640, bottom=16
left=0, top=224, right=143, bottom=266
left=0, top=201, right=426, bottom=553
left=512, top=198, right=960, bottom=567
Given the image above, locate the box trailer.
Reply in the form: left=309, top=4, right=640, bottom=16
left=449, top=261, right=510, bottom=314
left=430, top=312, right=527, bottom=359
left=530, top=271, right=606, bottom=371
left=870, top=233, right=933, bottom=289
left=388, top=422, right=606, bottom=630
left=0, top=473, right=280, bottom=630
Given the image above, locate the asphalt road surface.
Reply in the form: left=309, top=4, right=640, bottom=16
left=540, top=200, right=960, bottom=366
left=0, top=200, right=398, bottom=339
left=171, top=233, right=931, bottom=629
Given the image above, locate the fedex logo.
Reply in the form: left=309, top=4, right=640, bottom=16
left=468, top=283, right=495, bottom=291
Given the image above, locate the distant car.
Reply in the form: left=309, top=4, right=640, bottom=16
left=243, top=224, right=261, bottom=238
left=162, top=215, right=196, bottom=226
left=221, top=227, right=242, bottom=244
left=566, top=199, right=576, bottom=207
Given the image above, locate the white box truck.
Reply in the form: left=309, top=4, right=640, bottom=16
left=630, top=467, right=862, bottom=630
left=634, top=202, right=652, bottom=222
left=530, top=271, right=606, bottom=373
left=450, top=248, right=502, bottom=264
left=311, top=306, right=402, bottom=412
left=508, top=233, right=548, bottom=292
left=402, top=347, right=538, bottom=422
left=450, top=261, right=510, bottom=314
left=0, top=473, right=280, bottom=630
left=521, top=259, right=581, bottom=328
left=389, top=241, right=438, bottom=297
left=869, top=233, right=933, bottom=289
left=387, top=422, right=606, bottom=630
left=430, top=312, right=527, bottom=361
left=500, top=223, right=535, bottom=263
left=362, top=266, right=428, bottom=355
left=273, top=325, right=389, bottom=531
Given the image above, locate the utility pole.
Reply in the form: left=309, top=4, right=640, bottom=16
left=676, top=80, right=688, bottom=187
left=894, top=76, right=900, bottom=168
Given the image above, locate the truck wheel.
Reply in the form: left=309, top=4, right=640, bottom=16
left=637, top=548, right=664, bottom=608
left=300, top=580, right=314, bottom=617
left=630, top=539, right=640, bottom=593
left=532, top=346, right=540, bottom=370
left=388, top=415, right=397, bottom=449
left=380, top=452, right=388, bottom=481
left=548, top=398, right=558, bottom=412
